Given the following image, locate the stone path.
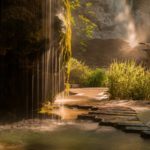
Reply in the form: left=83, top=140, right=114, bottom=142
left=59, top=88, right=150, bottom=139
left=65, top=104, right=150, bottom=139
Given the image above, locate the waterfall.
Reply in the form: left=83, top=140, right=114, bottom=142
left=0, top=0, right=70, bottom=116
left=30, top=0, right=65, bottom=116
left=114, top=0, right=138, bottom=48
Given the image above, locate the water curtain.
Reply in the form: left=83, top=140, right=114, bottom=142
left=0, top=0, right=71, bottom=115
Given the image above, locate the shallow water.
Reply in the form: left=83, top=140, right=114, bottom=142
left=0, top=121, right=150, bottom=150
left=0, top=89, right=150, bottom=150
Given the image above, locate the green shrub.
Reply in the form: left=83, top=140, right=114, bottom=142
left=69, top=58, right=92, bottom=86
left=69, top=58, right=107, bottom=87
left=86, top=68, right=107, bottom=87
left=108, top=60, right=150, bottom=100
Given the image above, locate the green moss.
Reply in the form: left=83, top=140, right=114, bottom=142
left=62, top=0, right=72, bottom=63
left=60, top=0, right=72, bottom=92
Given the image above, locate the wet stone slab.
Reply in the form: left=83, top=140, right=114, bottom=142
left=123, top=126, right=150, bottom=133
left=75, top=105, right=150, bottom=139
left=114, top=122, right=146, bottom=129
left=99, top=119, right=141, bottom=126
left=89, top=111, right=136, bottom=116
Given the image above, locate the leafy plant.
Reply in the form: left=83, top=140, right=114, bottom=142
left=78, top=14, right=97, bottom=39
left=70, top=0, right=97, bottom=51
left=70, top=0, right=80, bottom=10
left=87, top=68, right=107, bottom=87
left=69, top=58, right=92, bottom=86
left=69, top=58, right=107, bottom=87
left=108, top=60, right=150, bottom=100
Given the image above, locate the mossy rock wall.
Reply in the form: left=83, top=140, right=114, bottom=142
left=0, top=0, right=71, bottom=112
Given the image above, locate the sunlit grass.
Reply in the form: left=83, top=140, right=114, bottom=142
left=108, top=60, right=150, bottom=100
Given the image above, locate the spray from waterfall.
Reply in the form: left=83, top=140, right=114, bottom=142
left=115, top=0, right=138, bottom=48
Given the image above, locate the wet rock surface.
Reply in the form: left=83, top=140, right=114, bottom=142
left=72, top=105, right=150, bottom=139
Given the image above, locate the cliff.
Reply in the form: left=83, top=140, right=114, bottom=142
left=0, top=0, right=71, bottom=113
left=72, top=0, right=150, bottom=67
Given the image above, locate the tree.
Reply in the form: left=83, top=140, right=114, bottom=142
left=70, top=0, right=97, bottom=51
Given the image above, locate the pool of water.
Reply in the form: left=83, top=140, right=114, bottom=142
left=0, top=121, right=150, bottom=150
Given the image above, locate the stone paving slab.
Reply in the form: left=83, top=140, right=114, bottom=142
left=75, top=105, right=150, bottom=139
left=100, top=120, right=143, bottom=127
left=96, top=116, right=138, bottom=122
left=89, top=111, right=136, bottom=116
left=123, top=126, right=150, bottom=133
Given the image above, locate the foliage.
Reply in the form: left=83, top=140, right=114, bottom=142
left=78, top=15, right=97, bottom=39
left=87, top=68, right=107, bottom=87
left=108, top=61, right=150, bottom=100
left=69, top=58, right=92, bottom=86
left=69, top=58, right=107, bottom=87
left=70, top=0, right=80, bottom=10
left=70, top=0, right=97, bottom=50
left=62, top=0, right=72, bottom=91
left=62, top=0, right=72, bottom=65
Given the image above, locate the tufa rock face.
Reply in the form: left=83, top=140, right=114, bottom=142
left=0, top=0, right=71, bottom=112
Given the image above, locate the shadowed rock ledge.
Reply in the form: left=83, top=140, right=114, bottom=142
left=0, top=0, right=71, bottom=113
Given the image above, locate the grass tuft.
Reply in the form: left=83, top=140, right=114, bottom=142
left=108, top=60, right=150, bottom=100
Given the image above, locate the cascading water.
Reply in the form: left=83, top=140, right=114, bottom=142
left=101, top=0, right=150, bottom=47
left=0, top=0, right=70, bottom=118
left=115, top=0, right=138, bottom=48
left=30, top=0, right=66, bottom=117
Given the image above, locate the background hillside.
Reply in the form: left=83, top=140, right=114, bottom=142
left=71, top=0, right=150, bottom=68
